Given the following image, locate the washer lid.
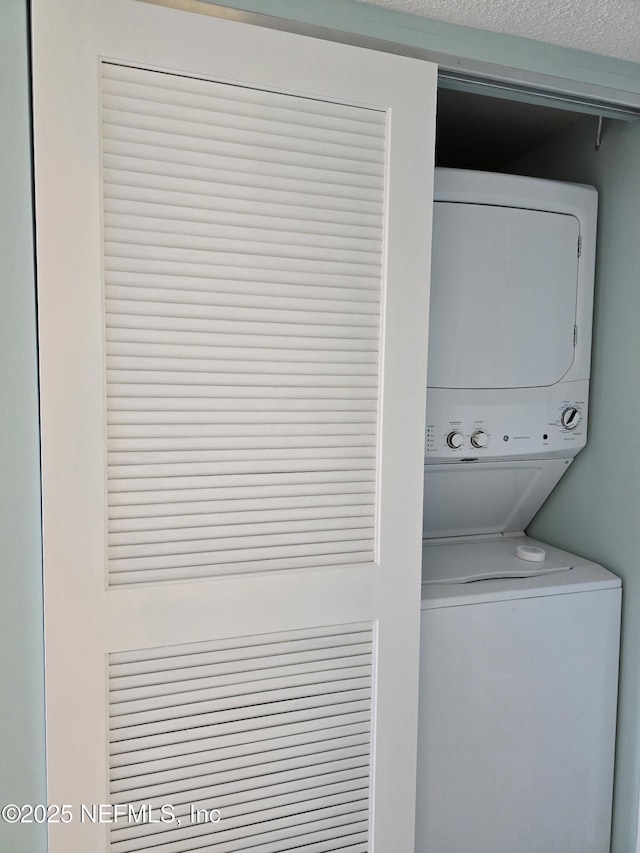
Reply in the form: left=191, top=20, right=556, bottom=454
left=422, top=537, right=572, bottom=585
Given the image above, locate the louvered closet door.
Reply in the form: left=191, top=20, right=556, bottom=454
left=31, top=1, right=436, bottom=851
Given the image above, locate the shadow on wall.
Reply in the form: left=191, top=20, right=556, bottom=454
left=513, top=114, right=640, bottom=853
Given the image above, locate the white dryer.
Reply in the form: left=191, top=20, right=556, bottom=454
left=423, top=169, right=598, bottom=532
left=417, top=170, right=621, bottom=853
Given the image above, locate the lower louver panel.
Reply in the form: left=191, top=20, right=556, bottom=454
left=108, top=623, right=374, bottom=852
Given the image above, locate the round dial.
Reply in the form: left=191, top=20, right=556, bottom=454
left=446, top=431, right=464, bottom=449
left=560, top=406, right=581, bottom=431
left=471, top=430, right=489, bottom=449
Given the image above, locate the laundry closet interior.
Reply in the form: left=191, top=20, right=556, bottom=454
left=421, top=81, right=623, bottom=853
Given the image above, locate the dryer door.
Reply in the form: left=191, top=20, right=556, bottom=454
left=427, top=203, right=580, bottom=389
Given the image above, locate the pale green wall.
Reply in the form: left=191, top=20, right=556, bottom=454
left=5, top=2, right=640, bottom=852
left=0, top=1, right=47, bottom=851
left=515, top=116, right=640, bottom=853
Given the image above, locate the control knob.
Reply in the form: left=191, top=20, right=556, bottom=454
left=471, top=430, right=489, bottom=449
left=560, top=407, right=581, bottom=431
left=446, top=431, right=464, bottom=449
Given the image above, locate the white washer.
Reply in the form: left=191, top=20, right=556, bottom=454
left=416, top=534, right=621, bottom=853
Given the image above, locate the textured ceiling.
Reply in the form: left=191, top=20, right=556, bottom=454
left=356, top=0, right=640, bottom=63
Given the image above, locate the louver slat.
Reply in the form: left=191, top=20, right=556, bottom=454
left=102, top=61, right=385, bottom=585
left=109, top=497, right=374, bottom=524
left=109, top=624, right=373, bottom=853
left=110, top=730, right=370, bottom=790
left=105, top=202, right=378, bottom=240
left=101, top=63, right=380, bottom=130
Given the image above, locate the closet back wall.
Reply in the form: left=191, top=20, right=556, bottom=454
left=515, top=115, right=640, bottom=853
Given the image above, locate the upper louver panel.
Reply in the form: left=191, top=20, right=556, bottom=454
left=101, top=62, right=386, bottom=586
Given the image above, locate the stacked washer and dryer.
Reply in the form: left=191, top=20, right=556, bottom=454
left=416, top=169, right=621, bottom=853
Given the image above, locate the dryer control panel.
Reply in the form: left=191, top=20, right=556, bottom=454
left=425, top=384, right=588, bottom=462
